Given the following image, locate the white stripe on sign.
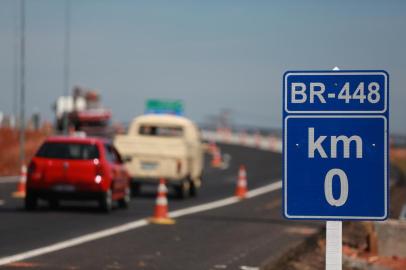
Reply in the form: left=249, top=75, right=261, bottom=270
left=0, top=180, right=282, bottom=266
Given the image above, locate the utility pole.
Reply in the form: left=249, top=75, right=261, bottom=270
left=19, top=0, right=26, bottom=167
left=62, top=0, right=71, bottom=134
left=13, top=0, right=20, bottom=128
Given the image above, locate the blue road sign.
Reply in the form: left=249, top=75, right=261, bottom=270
left=283, top=70, right=389, bottom=220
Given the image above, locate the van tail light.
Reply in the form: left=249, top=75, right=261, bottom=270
left=176, top=160, right=182, bottom=174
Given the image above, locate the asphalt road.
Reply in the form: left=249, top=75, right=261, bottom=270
left=0, top=144, right=319, bottom=270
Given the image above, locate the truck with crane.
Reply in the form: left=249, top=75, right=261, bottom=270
left=54, top=86, right=112, bottom=137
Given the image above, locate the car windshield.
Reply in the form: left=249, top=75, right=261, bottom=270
left=139, top=125, right=183, bottom=137
left=36, top=142, right=99, bottom=160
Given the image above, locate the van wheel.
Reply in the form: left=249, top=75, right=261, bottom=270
left=176, top=180, right=190, bottom=199
left=130, top=183, right=141, bottom=197
left=25, top=191, right=37, bottom=211
left=189, top=180, right=198, bottom=197
left=99, top=189, right=113, bottom=213
left=118, top=187, right=131, bottom=209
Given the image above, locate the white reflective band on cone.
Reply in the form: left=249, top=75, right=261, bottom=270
left=20, top=165, right=27, bottom=182
left=158, top=184, right=167, bottom=193
left=156, top=196, right=168, bottom=206
left=238, top=181, right=247, bottom=187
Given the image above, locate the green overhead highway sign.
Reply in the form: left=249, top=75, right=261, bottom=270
left=145, top=99, right=184, bottom=115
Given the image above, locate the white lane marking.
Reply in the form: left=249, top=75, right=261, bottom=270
left=0, top=220, right=149, bottom=266
left=246, top=181, right=282, bottom=198
left=214, top=265, right=227, bottom=269
left=0, top=176, right=19, bottom=184
left=169, top=197, right=239, bottom=218
left=240, top=266, right=259, bottom=270
left=0, top=180, right=282, bottom=266
left=169, top=180, right=282, bottom=218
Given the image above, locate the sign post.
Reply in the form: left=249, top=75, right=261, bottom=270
left=325, top=67, right=342, bottom=270
left=283, top=69, right=389, bottom=270
left=326, top=220, right=342, bottom=270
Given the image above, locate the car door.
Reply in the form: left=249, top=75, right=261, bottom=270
left=112, top=146, right=129, bottom=190
left=104, top=143, right=126, bottom=196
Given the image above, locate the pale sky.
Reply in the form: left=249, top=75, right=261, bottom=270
left=0, top=0, right=405, bottom=133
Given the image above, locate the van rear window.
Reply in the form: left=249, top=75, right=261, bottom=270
left=36, top=142, right=99, bottom=160
left=139, top=125, right=183, bottom=137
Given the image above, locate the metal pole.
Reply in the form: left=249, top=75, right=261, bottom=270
left=62, top=0, right=71, bottom=134
left=326, top=221, right=342, bottom=270
left=326, top=66, right=342, bottom=270
left=19, top=0, right=26, bottom=167
left=13, top=0, right=20, bottom=128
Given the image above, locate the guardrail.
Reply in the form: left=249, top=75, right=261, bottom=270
left=201, top=130, right=282, bottom=153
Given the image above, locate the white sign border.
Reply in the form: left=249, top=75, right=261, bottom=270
left=284, top=71, right=388, bottom=114
left=284, top=115, right=388, bottom=220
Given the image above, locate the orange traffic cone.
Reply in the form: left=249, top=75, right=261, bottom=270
left=211, top=146, right=222, bottom=168
left=149, top=178, right=175, bottom=225
left=235, top=165, right=248, bottom=199
left=12, top=165, right=27, bottom=198
left=209, top=141, right=217, bottom=155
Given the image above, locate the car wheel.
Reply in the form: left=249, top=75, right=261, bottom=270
left=25, top=191, right=38, bottom=211
left=176, top=180, right=190, bottom=199
left=49, top=199, right=59, bottom=210
left=130, top=182, right=141, bottom=197
left=99, top=188, right=113, bottom=213
left=118, top=187, right=131, bottom=209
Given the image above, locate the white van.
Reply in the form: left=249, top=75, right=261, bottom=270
left=114, top=114, right=204, bottom=198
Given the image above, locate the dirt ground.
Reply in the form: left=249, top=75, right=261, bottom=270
left=268, top=223, right=406, bottom=270
left=267, top=147, right=406, bottom=270
left=0, top=127, right=50, bottom=176
left=390, top=148, right=406, bottom=181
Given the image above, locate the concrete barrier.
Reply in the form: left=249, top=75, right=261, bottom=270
left=201, top=130, right=282, bottom=153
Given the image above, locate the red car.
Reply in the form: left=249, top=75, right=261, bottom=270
left=26, top=136, right=130, bottom=212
